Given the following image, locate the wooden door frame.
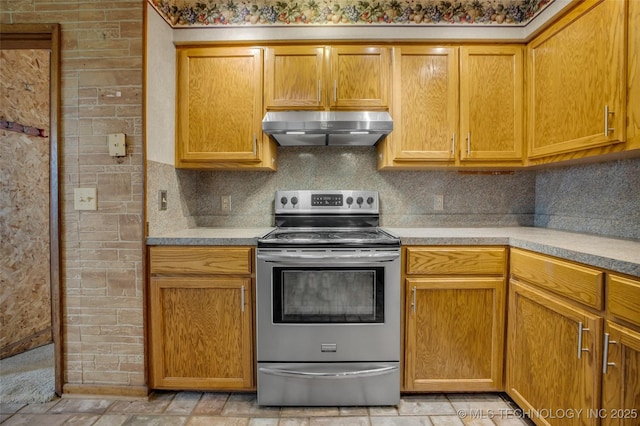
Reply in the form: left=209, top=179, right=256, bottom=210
left=0, top=23, right=62, bottom=396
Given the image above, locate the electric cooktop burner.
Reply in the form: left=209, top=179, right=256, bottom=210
left=258, top=190, right=400, bottom=248
left=263, top=227, right=398, bottom=244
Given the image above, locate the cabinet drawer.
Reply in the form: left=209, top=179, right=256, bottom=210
left=149, top=246, right=252, bottom=275
left=607, top=274, right=640, bottom=328
left=406, top=247, right=506, bottom=276
left=510, top=248, right=603, bottom=310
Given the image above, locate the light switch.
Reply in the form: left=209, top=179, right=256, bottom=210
left=108, top=133, right=126, bottom=157
left=74, top=188, right=97, bottom=210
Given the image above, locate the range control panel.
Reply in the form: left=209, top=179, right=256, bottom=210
left=275, top=190, right=379, bottom=214
left=311, top=194, right=343, bottom=206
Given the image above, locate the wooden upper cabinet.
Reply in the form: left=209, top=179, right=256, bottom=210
left=460, top=45, right=524, bottom=161
left=380, top=45, right=523, bottom=168
left=176, top=46, right=276, bottom=170
left=264, top=46, right=325, bottom=109
left=264, top=45, right=390, bottom=111
left=527, top=0, right=626, bottom=159
left=328, top=46, right=390, bottom=109
left=389, top=46, right=459, bottom=162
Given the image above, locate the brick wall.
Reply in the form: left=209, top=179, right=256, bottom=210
left=2, top=1, right=145, bottom=390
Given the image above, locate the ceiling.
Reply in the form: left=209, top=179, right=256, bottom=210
left=149, top=0, right=557, bottom=28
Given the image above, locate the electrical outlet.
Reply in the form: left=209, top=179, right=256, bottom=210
left=434, top=194, right=444, bottom=211
left=159, top=190, right=167, bottom=211
left=221, top=195, right=231, bottom=214
left=74, top=188, right=97, bottom=211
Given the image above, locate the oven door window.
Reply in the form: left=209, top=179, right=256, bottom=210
left=273, top=267, right=384, bottom=324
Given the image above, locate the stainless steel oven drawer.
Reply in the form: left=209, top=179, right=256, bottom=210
left=257, top=362, right=400, bottom=406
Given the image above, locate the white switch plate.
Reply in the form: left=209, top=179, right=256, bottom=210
left=434, top=194, right=444, bottom=211
left=74, top=188, right=97, bottom=210
left=108, top=133, right=126, bottom=156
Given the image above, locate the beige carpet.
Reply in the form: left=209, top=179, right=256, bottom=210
left=0, top=344, right=56, bottom=404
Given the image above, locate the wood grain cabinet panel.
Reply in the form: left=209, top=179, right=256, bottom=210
left=603, top=274, right=640, bottom=426
left=601, top=321, right=640, bottom=426
left=264, top=46, right=325, bottom=109
left=328, top=46, right=389, bottom=109
left=510, top=248, right=604, bottom=310
left=149, top=277, right=253, bottom=390
left=263, top=45, right=389, bottom=111
left=175, top=46, right=276, bottom=170
left=386, top=46, right=459, bottom=162
left=507, top=250, right=640, bottom=426
left=379, top=45, right=524, bottom=168
left=148, top=246, right=255, bottom=391
left=460, top=45, right=523, bottom=161
left=149, top=246, right=252, bottom=275
left=506, top=280, right=602, bottom=426
left=527, top=0, right=626, bottom=159
left=405, top=277, right=506, bottom=391
left=403, top=246, right=507, bottom=392
left=607, top=274, right=640, bottom=329
left=406, top=246, right=506, bottom=276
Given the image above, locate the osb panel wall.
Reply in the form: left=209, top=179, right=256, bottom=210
left=2, top=1, right=145, bottom=392
left=0, top=49, right=52, bottom=359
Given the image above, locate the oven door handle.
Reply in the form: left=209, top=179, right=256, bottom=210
left=257, top=252, right=399, bottom=263
left=258, top=364, right=398, bottom=379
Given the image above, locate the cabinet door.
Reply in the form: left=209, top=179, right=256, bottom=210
left=176, top=47, right=263, bottom=166
left=264, top=46, right=325, bottom=109
left=390, top=46, right=458, bottom=162
left=149, top=277, right=253, bottom=390
left=405, top=277, right=505, bottom=391
left=527, top=0, right=626, bottom=159
left=460, top=45, right=524, bottom=161
left=328, top=46, right=390, bottom=109
left=601, top=321, right=640, bottom=426
left=506, top=280, right=602, bottom=426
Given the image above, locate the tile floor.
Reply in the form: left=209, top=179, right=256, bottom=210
left=0, top=392, right=536, bottom=425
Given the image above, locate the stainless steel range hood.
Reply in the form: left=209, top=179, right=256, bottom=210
left=262, top=111, right=393, bottom=146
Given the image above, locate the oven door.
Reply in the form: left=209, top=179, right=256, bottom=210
left=256, top=248, right=400, bottom=363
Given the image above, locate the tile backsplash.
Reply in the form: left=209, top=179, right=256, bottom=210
left=147, top=149, right=640, bottom=240
left=534, top=157, right=640, bottom=240
left=147, top=147, right=536, bottom=235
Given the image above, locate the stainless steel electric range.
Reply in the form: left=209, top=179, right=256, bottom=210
left=256, top=190, right=401, bottom=406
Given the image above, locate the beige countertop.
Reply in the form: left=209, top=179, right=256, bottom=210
left=147, top=226, right=640, bottom=277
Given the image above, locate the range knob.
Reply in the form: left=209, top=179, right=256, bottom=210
left=291, top=196, right=298, bottom=206
left=280, top=196, right=288, bottom=206
left=346, top=196, right=354, bottom=206
left=356, top=196, right=364, bottom=207
left=367, top=196, right=374, bottom=205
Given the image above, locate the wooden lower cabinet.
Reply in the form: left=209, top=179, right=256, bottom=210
left=506, top=280, right=602, bottom=426
left=148, top=246, right=254, bottom=390
left=403, top=246, right=507, bottom=391
left=601, top=321, right=640, bottom=426
left=405, top=277, right=506, bottom=391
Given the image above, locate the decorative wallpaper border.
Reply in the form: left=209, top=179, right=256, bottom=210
left=149, top=0, right=553, bottom=27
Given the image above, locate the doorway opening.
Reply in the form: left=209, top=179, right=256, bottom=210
left=0, top=23, right=62, bottom=400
